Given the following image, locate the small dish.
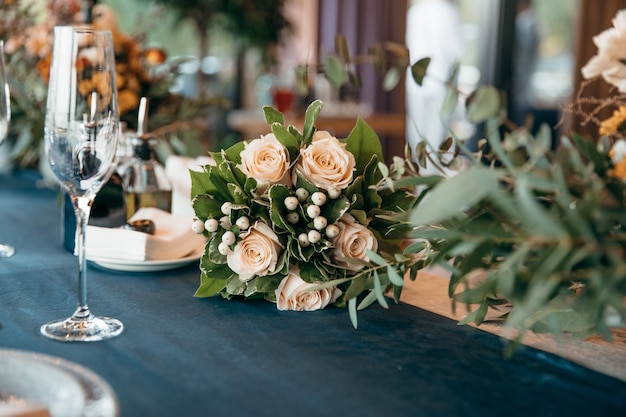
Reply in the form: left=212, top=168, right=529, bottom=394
left=0, top=348, right=118, bottom=417
left=88, top=247, right=203, bottom=272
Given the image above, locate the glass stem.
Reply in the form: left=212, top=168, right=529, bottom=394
left=73, top=194, right=93, bottom=319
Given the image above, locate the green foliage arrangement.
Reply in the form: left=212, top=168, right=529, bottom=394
left=407, top=116, right=626, bottom=351
left=304, top=31, right=626, bottom=347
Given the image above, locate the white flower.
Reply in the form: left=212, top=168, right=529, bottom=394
left=226, top=221, right=283, bottom=281
left=331, top=213, right=378, bottom=271
left=238, top=133, right=291, bottom=192
left=293, top=131, right=355, bottom=194
left=275, top=267, right=342, bottom=311
left=610, top=139, right=626, bottom=164
left=582, top=9, right=626, bottom=92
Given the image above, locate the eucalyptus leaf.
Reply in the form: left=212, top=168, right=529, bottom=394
left=348, top=297, right=358, bottom=329
left=373, top=271, right=390, bottom=309
left=386, top=265, right=404, bottom=287
left=334, top=34, right=351, bottom=61
left=440, top=86, right=459, bottom=120
left=466, top=86, right=500, bottom=123
left=357, top=290, right=378, bottom=310
left=366, top=249, right=387, bottom=266
left=458, top=301, right=488, bottom=325
left=409, top=166, right=501, bottom=226
left=383, top=66, right=402, bottom=91
left=324, top=54, right=346, bottom=88
left=410, top=57, right=430, bottom=86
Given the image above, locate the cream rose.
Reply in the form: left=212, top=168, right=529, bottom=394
left=227, top=221, right=284, bottom=282
left=293, top=131, right=355, bottom=193
left=582, top=10, right=626, bottom=92
left=331, top=213, right=378, bottom=271
left=238, top=133, right=291, bottom=187
left=275, top=267, right=342, bottom=311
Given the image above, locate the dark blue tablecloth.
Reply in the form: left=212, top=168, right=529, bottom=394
left=1, top=172, right=625, bottom=417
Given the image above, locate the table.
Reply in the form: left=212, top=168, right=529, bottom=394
left=1, top=172, right=626, bottom=417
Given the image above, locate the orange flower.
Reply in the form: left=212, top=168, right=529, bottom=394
left=608, top=139, right=626, bottom=180
left=118, top=89, right=140, bottom=115
left=599, top=106, right=626, bottom=136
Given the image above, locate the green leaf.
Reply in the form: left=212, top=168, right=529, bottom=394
left=223, top=141, right=246, bottom=163
left=458, top=301, right=488, bottom=325
left=440, top=63, right=460, bottom=118
left=529, top=296, right=595, bottom=334
left=345, top=118, right=384, bottom=177
left=263, top=105, right=284, bottom=126
left=383, top=66, right=402, bottom=91
left=225, top=277, right=246, bottom=296
left=324, top=54, right=346, bottom=88
left=409, top=166, right=501, bottom=226
left=190, top=167, right=214, bottom=197
left=227, top=183, right=247, bottom=204
left=403, top=240, right=426, bottom=255
left=441, top=86, right=459, bottom=119
left=410, top=57, right=430, bottom=86
left=357, top=289, right=379, bottom=310
left=373, top=270, right=390, bottom=309
left=334, top=34, right=351, bottom=61
left=303, top=100, right=323, bottom=144
left=366, top=248, right=387, bottom=266
left=194, top=273, right=227, bottom=298
left=386, top=265, right=404, bottom=287
left=268, top=184, right=292, bottom=232
left=348, top=297, right=358, bottom=329
left=466, top=86, right=500, bottom=123
left=192, top=194, right=224, bottom=220
left=271, top=122, right=301, bottom=162
left=307, top=277, right=353, bottom=292
left=322, top=195, right=350, bottom=223
left=515, top=176, right=566, bottom=238
left=344, top=274, right=369, bottom=300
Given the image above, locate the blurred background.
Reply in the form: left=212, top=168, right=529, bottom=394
left=1, top=0, right=622, bottom=170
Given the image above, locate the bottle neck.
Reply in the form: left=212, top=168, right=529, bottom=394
left=132, top=138, right=156, bottom=161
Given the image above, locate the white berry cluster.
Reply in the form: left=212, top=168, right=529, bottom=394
left=191, top=202, right=250, bottom=256
left=285, top=187, right=341, bottom=247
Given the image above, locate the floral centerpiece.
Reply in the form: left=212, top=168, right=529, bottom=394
left=400, top=10, right=626, bottom=352
left=189, top=100, right=423, bottom=323
left=0, top=0, right=212, bottom=173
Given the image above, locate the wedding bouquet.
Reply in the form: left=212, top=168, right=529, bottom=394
left=190, top=100, right=422, bottom=324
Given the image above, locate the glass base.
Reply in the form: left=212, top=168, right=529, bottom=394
left=40, top=314, right=123, bottom=342
left=0, top=243, right=15, bottom=258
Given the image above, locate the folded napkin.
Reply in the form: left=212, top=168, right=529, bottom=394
left=86, top=207, right=206, bottom=261
left=165, top=155, right=215, bottom=217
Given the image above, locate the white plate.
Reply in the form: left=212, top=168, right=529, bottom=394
left=88, top=247, right=203, bottom=272
left=0, top=348, right=118, bottom=417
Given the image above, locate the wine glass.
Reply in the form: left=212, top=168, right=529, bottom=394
left=41, top=26, right=123, bottom=342
left=0, top=40, right=16, bottom=258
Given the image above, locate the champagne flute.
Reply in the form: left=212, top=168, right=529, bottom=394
left=41, top=26, right=123, bottom=342
left=0, top=40, right=16, bottom=258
